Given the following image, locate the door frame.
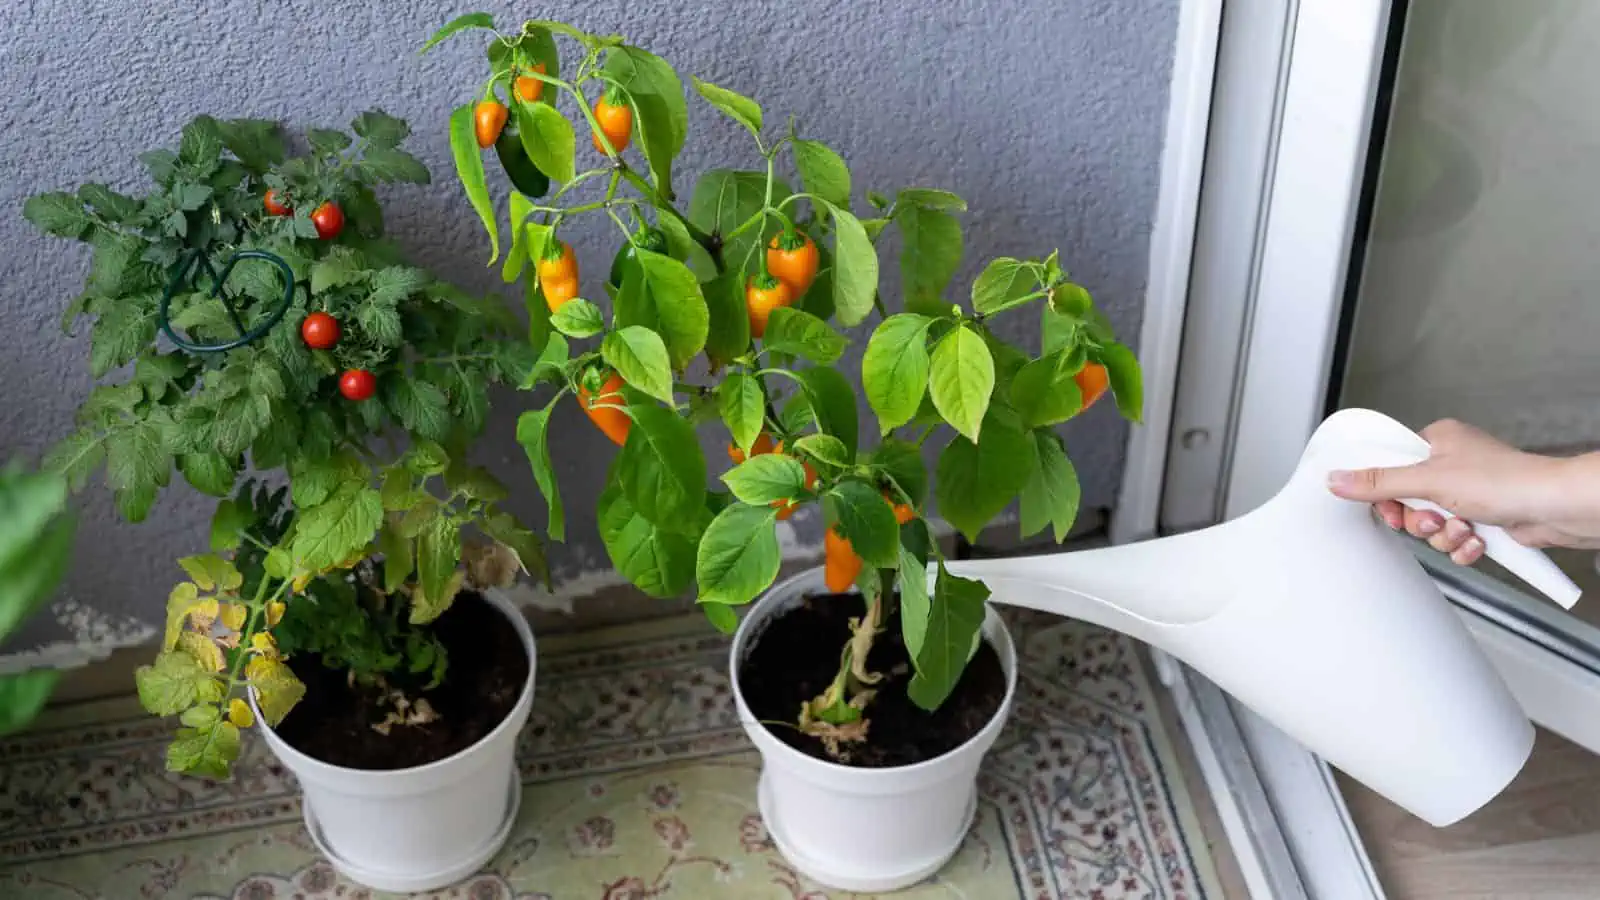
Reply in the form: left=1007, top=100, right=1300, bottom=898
left=1126, top=0, right=1404, bottom=896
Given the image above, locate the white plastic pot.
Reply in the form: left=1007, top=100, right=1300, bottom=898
left=251, top=590, right=537, bottom=893
left=730, top=567, right=1018, bottom=893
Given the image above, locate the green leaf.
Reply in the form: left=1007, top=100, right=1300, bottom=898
left=1011, top=352, right=1085, bottom=428
left=689, top=169, right=791, bottom=266
left=824, top=480, right=898, bottom=567
left=793, top=434, right=851, bottom=469
left=898, top=541, right=931, bottom=660
left=450, top=104, right=499, bottom=263
left=0, top=670, right=60, bottom=737
left=216, top=117, right=287, bottom=170
left=291, top=483, right=383, bottom=571
left=701, top=268, right=750, bottom=367
left=692, top=75, right=763, bottom=136
left=908, top=566, right=989, bottom=710
left=356, top=300, right=403, bottom=347
left=368, top=266, right=430, bottom=305
left=867, top=437, right=928, bottom=506
left=310, top=250, right=365, bottom=294
left=762, top=307, right=845, bottom=364
left=550, top=298, right=605, bottom=338
left=823, top=202, right=879, bottom=327
left=935, top=408, right=1030, bottom=542
left=971, top=257, right=1038, bottom=315
left=91, top=305, right=158, bottom=378
left=135, top=651, right=223, bottom=716
left=929, top=324, right=994, bottom=443
left=24, top=192, right=92, bottom=238
left=701, top=602, right=739, bottom=634
left=307, top=128, right=353, bottom=156
left=351, top=109, right=410, bottom=148
left=1020, top=431, right=1082, bottom=543
left=105, top=422, right=169, bottom=523
left=422, top=12, right=495, bottom=53
left=176, top=553, right=241, bottom=593
left=383, top=377, right=451, bottom=443
left=517, top=101, right=576, bottom=184
left=897, top=188, right=968, bottom=212
left=502, top=192, right=535, bottom=284
left=360, top=147, right=430, bottom=184
left=78, top=184, right=139, bottom=222
left=792, top=139, right=851, bottom=209
left=1098, top=341, right=1144, bottom=422
left=602, top=326, right=674, bottom=403
left=723, top=455, right=810, bottom=505
left=1051, top=281, right=1093, bottom=318
left=165, top=721, right=241, bottom=779
left=795, top=367, right=859, bottom=459
left=617, top=403, right=707, bottom=528
left=695, top=503, right=781, bottom=606
left=45, top=429, right=106, bottom=492
left=178, top=117, right=223, bottom=170
left=604, top=46, right=689, bottom=194
left=482, top=512, right=546, bottom=583
left=413, top=515, right=461, bottom=624
left=862, top=313, right=932, bottom=432
left=515, top=402, right=565, bottom=541
left=598, top=484, right=696, bottom=598
left=658, top=213, right=718, bottom=282
left=898, top=204, right=963, bottom=314
left=718, top=373, right=765, bottom=456
left=635, top=250, right=709, bottom=369
left=209, top=498, right=252, bottom=553
left=179, top=452, right=233, bottom=497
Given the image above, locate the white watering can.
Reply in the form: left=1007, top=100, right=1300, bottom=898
left=947, top=408, right=1582, bottom=827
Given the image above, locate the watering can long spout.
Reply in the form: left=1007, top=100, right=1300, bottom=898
left=947, top=409, right=1582, bottom=826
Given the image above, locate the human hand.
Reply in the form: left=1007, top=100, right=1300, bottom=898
left=1327, top=418, right=1600, bottom=564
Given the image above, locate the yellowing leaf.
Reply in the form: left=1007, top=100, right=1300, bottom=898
left=250, top=631, right=280, bottom=659
left=177, top=632, right=226, bottom=672
left=166, top=721, right=241, bottom=779
left=164, top=582, right=200, bottom=649
left=246, top=656, right=305, bottom=727
left=218, top=602, right=246, bottom=632
left=227, top=697, right=255, bottom=728
left=135, top=650, right=224, bottom=716
left=186, top=598, right=220, bottom=633
left=266, top=601, right=285, bottom=627
left=177, top=553, right=243, bottom=592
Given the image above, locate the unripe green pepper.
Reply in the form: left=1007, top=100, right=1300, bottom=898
left=608, top=226, right=668, bottom=289
left=494, top=124, right=551, bottom=199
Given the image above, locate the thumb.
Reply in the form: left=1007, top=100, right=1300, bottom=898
left=1327, top=462, right=1435, bottom=503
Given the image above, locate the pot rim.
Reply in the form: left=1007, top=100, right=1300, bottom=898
left=249, top=587, right=537, bottom=779
left=727, top=565, right=1019, bottom=778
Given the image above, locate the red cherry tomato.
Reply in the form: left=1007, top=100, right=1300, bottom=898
left=311, top=201, right=344, bottom=240
left=300, top=312, right=340, bottom=349
left=339, top=369, right=375, bottom=401
left=264, top=189, right=291, bottom=217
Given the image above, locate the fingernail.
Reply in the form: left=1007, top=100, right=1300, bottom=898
left=1417, top=517, right=1440, bottom=535
left=1328, top=471, right=1354, bottom=488
left=1465, top=536, right=1484, bottom=555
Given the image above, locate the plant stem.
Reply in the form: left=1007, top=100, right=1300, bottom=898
left=615, top=165, right=721, bottom=265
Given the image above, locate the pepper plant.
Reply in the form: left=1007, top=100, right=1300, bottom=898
left=24, top=111, right=543, bottom=777
left=431, top=14, right=1143, bottom=755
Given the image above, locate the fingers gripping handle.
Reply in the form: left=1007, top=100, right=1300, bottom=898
left=1315, top=409, right=1582, bottom=609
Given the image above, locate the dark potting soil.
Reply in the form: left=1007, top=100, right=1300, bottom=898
left=273, top=591, right=528, bottom=770
left=738, top=593, right=1006, bottom=768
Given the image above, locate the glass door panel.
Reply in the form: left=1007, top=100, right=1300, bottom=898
left=1338, top=0, right=1600, bottom=653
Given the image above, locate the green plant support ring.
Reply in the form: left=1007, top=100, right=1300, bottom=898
left=158, top=248, right=296, bottom=353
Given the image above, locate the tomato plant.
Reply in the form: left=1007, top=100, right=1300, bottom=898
left=429, top=15, right=1144, bottom=756
left=25, top=110, right=545, bottom=778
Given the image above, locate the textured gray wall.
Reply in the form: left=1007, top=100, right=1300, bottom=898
left=1, top=0, right=1176, bottom=654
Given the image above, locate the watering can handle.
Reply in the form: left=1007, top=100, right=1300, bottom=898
left=1317, top=409, right=1582, bottom=609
